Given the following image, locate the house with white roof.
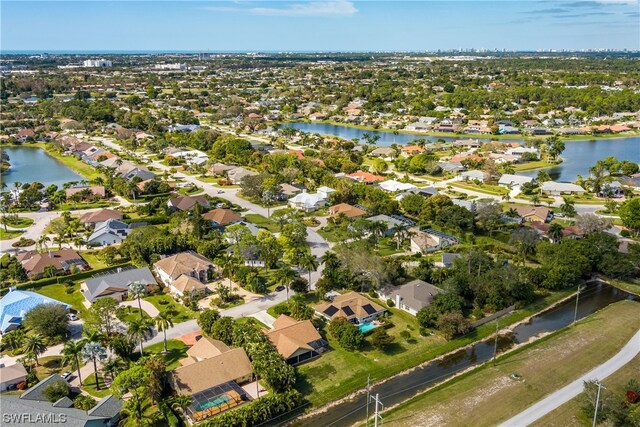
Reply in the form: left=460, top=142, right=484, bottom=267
left=498, top=174, right=535, bottom=187
left=459, top=170, right=488, bottom=183
left=288, top=191, right=327, bottom=212
left=540, top=181, right=586, bottom=195
left=379, top=180, right=417, bottom=193
left=316, top=186, right=336, bottom=200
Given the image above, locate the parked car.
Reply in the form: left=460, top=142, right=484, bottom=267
left=216, top=203, right=225, bottom=208
left=61, top=372, right=72, bottom=381
left=217, top=190, right=224, bottom=194
left=66, top=313, right=79, bottom=321
left=275, top=285, right=285, bottom=292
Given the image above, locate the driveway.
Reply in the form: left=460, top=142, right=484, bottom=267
left=499, top=329, right=640, bottom=426
left=119, top=300, right=160, bottom=317
left=250, top=310, right=277, bottom=328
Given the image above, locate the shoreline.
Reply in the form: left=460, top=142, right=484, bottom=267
left=279, top=119, right=640, bottom=143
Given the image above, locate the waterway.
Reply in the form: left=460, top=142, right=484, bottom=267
left=283, top=122, right=640, bottom=182
left=1, top=146, right=84, bottom=188
left=296, top=282, right=638, bottom=427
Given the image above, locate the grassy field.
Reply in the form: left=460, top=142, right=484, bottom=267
left=297, top=289, right=574, bottom=407
left=513, top=160, right=553, bottom=172
left=450, top=182, right=509, bottom=196
left=144, top=339, right=189, bottom=370
left=609, top=278, right=640, bottom=297
left=243, top=213, right=281, bottom=233
left=532, top=355, right=640, bottom=427
left=38, top=143, right=102, bottom=181
left=36, top=281, right=90, bottom=316
left=145, top=294, right=196, bottom=322
left=380, top=300, right=640, bottom=427
left=317, top=225, right=351, bottom=242
left=0, top=229, right=23, bottom=240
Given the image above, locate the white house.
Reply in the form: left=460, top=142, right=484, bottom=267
left=459, top=170, right=487, bottom=182
left=316, top=186, right=336, bottom=200
left=87, top=219, right=141, bottom=246
left=506, top=147, right=539, bottom=157
left=540, top=181, right=586, bottom=195
left=498, top=174, right=535, bottom=187
left=379, top=180, right=417, bottom=193
left=288, top=191, right=327, bottom=212
left=378, top=280, right=444, bottom=316
left=171, top=149, right=209, bottom=166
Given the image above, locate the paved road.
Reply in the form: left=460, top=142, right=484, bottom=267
left=499, top=329, right=640, bottom=427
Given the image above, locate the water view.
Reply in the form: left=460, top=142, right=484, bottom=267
left=283, top=122, right=640, bottom=182
left=1, top=146, right=84, bottom=188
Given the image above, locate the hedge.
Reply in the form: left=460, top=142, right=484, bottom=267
left=1, top=263, right=133, bottom=295
left=199, top=389, right=302, bottom=427
left=121, top=215, right=168, bottom=225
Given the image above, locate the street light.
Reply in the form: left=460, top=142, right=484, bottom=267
left=574, top=284, right=586, bottom=324
left=593, top=381, right=607, bottom=427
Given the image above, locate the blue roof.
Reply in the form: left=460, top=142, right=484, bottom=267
left=0, top=290, right=69, bottom=333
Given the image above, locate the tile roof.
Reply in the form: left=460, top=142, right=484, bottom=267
left=16, top=248, right=87, bottom=278
left=154, top=251, right=215, bottom=280
left=82, top=267, right=156, bottom=303
left=171, top=274, right=207, bottom=295
left=79, top=209, right=123, bottom=224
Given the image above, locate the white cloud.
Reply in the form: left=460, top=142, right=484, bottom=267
left=205, top=1, right=358, bottom=17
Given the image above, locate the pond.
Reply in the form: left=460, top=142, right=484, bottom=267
left=1, top=146, right=84, bottom=188
left=282, top=122, right=640, bottom=182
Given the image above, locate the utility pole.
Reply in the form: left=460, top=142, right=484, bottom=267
left=574, top=284, right=585, bottom=324
left=492, top=319, right=499, bottom=366
left=365, top=375, right=371, bottom=427
left=371, top=393, right=384, bottom=427
left=593, top=381, right=606, bottom=427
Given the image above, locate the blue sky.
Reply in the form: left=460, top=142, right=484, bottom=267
left=2, top=1, right=639, bottom=51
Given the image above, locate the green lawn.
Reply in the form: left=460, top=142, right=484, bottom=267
left=297, top=289, right=574, bottom=408
left=317, top=225, right=351, bottom=243
left=243, top=213, right=281, bottom=233
left=42, top=145, right=102, bottom=181
left=380, top=300, right=640, bottom=427
left=609, top=278, right=640, bottom=297
left=36, top=281, right=90, bottom=317
left=144, top=339, right=189, bottom=370
left=450, top=182, right=510, bottom=196
left=33, top=356, right=64, bottom=379
left=82, top=373, right=111, bottom=398
left=79, top=251, right=108, bottom=270
left=0, top=229, right=24, bottom=240
left=145, top=294, right=196, bottom=322
left=532, top=355, right=640, bottom=427
left=2, top=216, right=34, bottom=228
left=513, top=160, right=553, bottom=172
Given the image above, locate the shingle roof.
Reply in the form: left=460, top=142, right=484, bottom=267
left=201, top=208, right=242, bottom=226
left=172, top=348, right=252, bottom=395
left=79, top=209, right=122, bottom=224
left=87, top=395, right=123, bottom=418
left=16, top=248, right=87, bottom=278
left=171, top=274, right=207, bottom=296
left=266, top=315, right=324, bottom=359
left=82, top=267, right=156, bottom=303
left=167, top=195, right=210, bottom=211
left=153, top=251, right=215, bottom=280
left=380, top=280, right=444, bottom=312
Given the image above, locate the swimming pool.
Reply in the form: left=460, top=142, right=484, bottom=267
left=194, top=394, right=231, bottom=411
left=358, top=322, right=378, bottom=333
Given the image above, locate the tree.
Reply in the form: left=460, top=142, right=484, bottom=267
left=62, top=339, right=86, bottom=386
left=197, top=309, right=220, bottom=336
left=618, top=198, right=640, bottom=235
left=299, top=253, right=319, bottom=288
left=328, top=318, right=363, bottom=351
left=43, top=380, right=70, bottom=402
left=370, top=327, right=394, bottom=351
left=23, top=334, right=47, bottom=366
left=2, top=329, right=25, bottom=351
left=111, top=365, right=150, bottom=426
left=126, top=317, right=153, bottom=356
left=575, top=213, right=611, bottom=234
left=400, top=193, right=424, bottom=216
left=436, top=311, right=471, bottom=339
left=128, top=282, right=147, bottom=318
left=86, top=297, right=118, bottom=336
left=560, top=197, right=577, bottom=217
left=371, top=158, right=388, bottom=175
left=102, top=357, right=124, bottom=383
left=109, top=334, right=136, bottom=360
left=476, top=202, right=503, bottom=236
left=82, top=342, right=107, bottom=390
left=275, top=266, right=298, bottom=302
left=22, top=304, right=69, bottom=341
left=141, top=354, right=166, bottom=404
left=548, top=223, right=565, bottom=242
left=154, top=310, right=175, bottom=353
left=74, top=394, right=97, bottom=411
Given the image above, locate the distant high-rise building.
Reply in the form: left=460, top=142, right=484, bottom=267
left=83, top=58, right=112, bottom=68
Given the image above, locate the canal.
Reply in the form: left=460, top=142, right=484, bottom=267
left=1, top=146, right=84, bottom=188
left=295, top=282, right=638, bottom=427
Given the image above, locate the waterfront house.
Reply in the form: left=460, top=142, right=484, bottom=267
left=265, top=315, right=328, bottom=365
left=313, top=291, right=386, bottom=325
left=80, top=266, right=157, bottom=304
left=540, top=181, right=586, bottom=195
left=378, top=280, right=444, bottom=316
left=498, top=174, right=535, bottom=187
left=65, top=186, right=106, bottom=200
left=369, top=147, right=396, bottom=158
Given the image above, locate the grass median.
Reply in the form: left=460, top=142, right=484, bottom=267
left=379, top=299, right=640, bottom=427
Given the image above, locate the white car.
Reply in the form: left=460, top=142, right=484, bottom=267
left=61, top=372, right=73, bottom=381
left=66, top=313, right=79, bottom=321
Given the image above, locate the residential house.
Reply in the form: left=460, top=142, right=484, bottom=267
left=400, top=145, right=426, bottom=157
left=201, top=208, right=242, bottom=228
left=227, top=167, right=258, bottom=185
left=288, top=191, right=327, bottom=212
left=87, top=219, right=144, bottom=246
left=316, top=186, right=336, bottom=200
left=313, top=291, right=386, bottom=325
left=369, top=147, right=396, bottom=158
left=167, top=195, right=210, bottom=212
left=348, top=170, right=386, bottom=184
left=530, top=223, right=584, bottom=243
left=451, top=154, right=483, bottom=164
left=328, top=203, right=367, bottom=219
left=439, top=253, right=462, bottom=268
left=16, top=249, right=87, bottom=280
left=265, top=315, right=328, bottom=365
left=598, top=181, right=623, bottom=198
left=540, top=181, right=586, bottom=195
left=171, top=149, right=209, bottom=166
left=453, top=139, right=481, bottom=149
left=398, top=187, right=439, bottom=200
left=278, top=183, right=303, bottom=200
left=378, top=179, right=417, bottom=192
left=79, top=209, right=123, bottom=226
left=168, top=274, right=207, bottom=298
left=153, top=251, right=216, bottom=289
left=459, top=170, right=488, bottom=183
left=410, top=229, right=460, bottom=254
left=378, top=280, right=444, bottom=316
left=65, top=186, right=106, bottom=199
left=513, top=205, right=553, bottom=223
left=498, top=174, right=535, bottom=187
left=439, top=161, right=466, bottom=174
left=365, top=214, right=408, bottom=236
left=80, top=267, right=157, bottom=304
left=1, top=374, right=122, bottom=426
left=170, top=339, right=253, bottom=423
left=0, top=363, right=28, bottom=391
left=0, top=290, right=70, bottom=333
left=210, top=163, right=236, bottom=176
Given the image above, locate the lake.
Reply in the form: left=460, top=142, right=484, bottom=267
left=283, top=122, right=640, bottom=182
left=1, top=146, right=84, bottom=188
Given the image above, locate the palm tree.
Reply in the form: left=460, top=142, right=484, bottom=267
left=154, top=310, right=175, bottom=353
left=548, top=223, right=564, bottom=243
left=299, top=253, right=319, bottom=288
left=81, top=342, right=107, bottom=391
left=101, top=357, right=124, bottom=383
left=391, top=223, right=408, bottom=250
left=275, top=266, right=297, bottom=302
left=62, top=339, right=86, bottom=385
left=23, top=334, right=47, bottom=366
left=3, top=330, right=25, bottom=351
left=126, top=317, right=153, bottom=356
left=531, top=193, right=540, bottom=206
left=37, top=235, right=50, bottom=252
left=170, top=395, right=193, bottom=417
left=83, top=328, right=107, bottom=345
left=128, top=281, right=147, bottom=318
left=217, top=252, right=237, bottom=294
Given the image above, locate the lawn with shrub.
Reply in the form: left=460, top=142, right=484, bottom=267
left=144, top=340, right=189, bottom=370
left=0, top=229, right=23, bottom=240
left=145, top=294, right=196, bottom=322
left=243, top=214, right=281, bottom=233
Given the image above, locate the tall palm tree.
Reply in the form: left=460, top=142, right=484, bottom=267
left=299, top=253, right=319, bottom=289
left=548, top=223, right=564, bottom=243
left=101, top=357, right=124, bottom=383
left=83, top=328, right=107, bottom=345
left=81, top=342, right=107, bottom=391
left=126, top=317, right=153, bottom=356
left=217, top=252, right=237, bottom=294
left=62, top=339, right=86, bottom=385
left=154, top=310, right=175, bottom=353
left=275, top=266, right=298, bottom=302
left=23, top=335, right=47, bottom=366
left=391, top=223, right=408, bottom=250
left=128, top=281, right=147, bottom=318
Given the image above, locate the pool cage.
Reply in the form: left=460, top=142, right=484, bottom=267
left=185, top=381, right=250, bottom=422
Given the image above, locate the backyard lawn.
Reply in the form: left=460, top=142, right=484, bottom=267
left=243, top=213, right=281, bottom=233
left=36, top=281, right=89, bottom=316
left=450, top=182, right=509, bottom=196
left=317, top=225, right=351, bottom=242
left=380, top=300, right=640, bottom=427
left=144, top=339, right=189, bottom=370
